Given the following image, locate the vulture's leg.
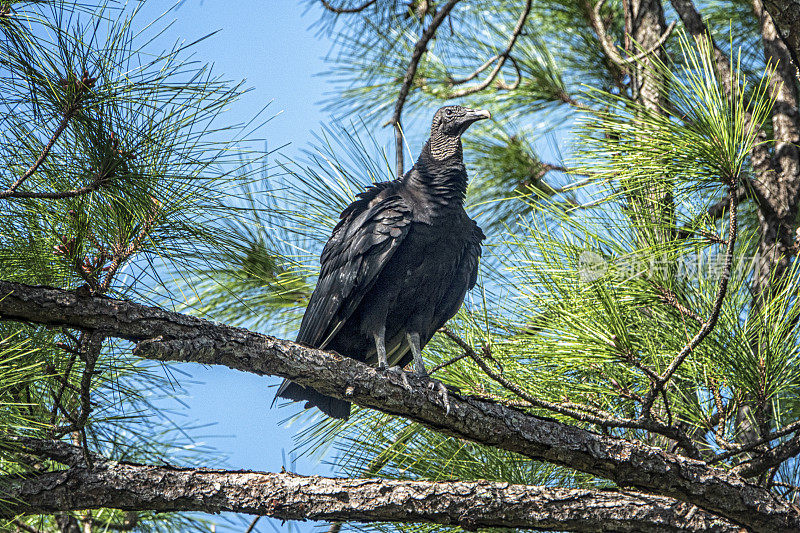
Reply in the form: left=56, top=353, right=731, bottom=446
left=407, top=331, right=427, bottom=376
left=377, top=327, right=412, bottom=390
left=406, top=331, right=449, bottom=414
left=374, top=326, right=388, bottom=370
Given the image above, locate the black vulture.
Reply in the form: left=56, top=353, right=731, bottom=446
left=274, top=105, right=488, bottom=419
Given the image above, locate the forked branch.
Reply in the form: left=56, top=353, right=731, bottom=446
left=0, top=280, right=797, bottom=531
left=586, top=0, right=676, bottom=68
left=447, top=0, right=532, bottom=98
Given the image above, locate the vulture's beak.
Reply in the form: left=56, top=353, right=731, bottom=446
left=465, top=108, right=491, bottom=122
left=458, top=108, right=491, bottom=133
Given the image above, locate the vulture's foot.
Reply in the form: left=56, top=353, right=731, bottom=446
left=425, top=378, right=451, bottom=415
left=388, top=365, right=413, bottom=392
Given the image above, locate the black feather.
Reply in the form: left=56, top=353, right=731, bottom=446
left=274, top=106, right=488, bottom=420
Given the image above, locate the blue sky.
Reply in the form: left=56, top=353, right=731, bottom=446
left=132, top=2, right=357, bottom=530
left=140, top=0, right=324, bottom=457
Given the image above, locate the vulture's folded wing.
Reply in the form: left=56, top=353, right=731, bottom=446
left=296, top=183, right=412, bottom=349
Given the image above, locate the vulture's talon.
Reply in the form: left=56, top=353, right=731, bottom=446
left=427, top=379, right=451, bottom=415
left=389, top=366, right=413, bottom=392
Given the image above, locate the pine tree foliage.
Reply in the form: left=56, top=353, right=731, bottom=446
left=0, top=2, right=271, bottom=531
left=5, top=0, right=800, bottom=531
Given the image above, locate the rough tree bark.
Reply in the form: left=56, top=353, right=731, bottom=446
left=2, top=438, right=741, bottom=533
left=761, top=0, right=800, bottom=71
left=0, top=280, right=796, bottom=532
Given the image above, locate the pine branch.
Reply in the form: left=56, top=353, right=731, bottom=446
left=653, top=285, right=704, bottom=324
left=669, top=0, right=776, bottom=210
left=0, top=280, right=796, bottom=532
left=675, top=184, right=751, bottom=240
left=0, top=106, right=79, bottom=199
left=640, top=185, right=739, bottom=419
left=446, top=0, right=532, bottom=98
left=712, top=419, right=800, bottom=465
left=735, top=432, right=800, bottom=478
left=319, top=0, right=378, bottom=14
left=439, top=327, right=701, bottom=458
left=4, top=438, right=739, bottom=533
left=386, top=0, right=461, bottom=177
left=585, top=0, right=676, bottom=68
left=0, top=174, right=109, bottom=200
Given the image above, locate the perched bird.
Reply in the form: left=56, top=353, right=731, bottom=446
left=274, top=105, right=488, bottom=419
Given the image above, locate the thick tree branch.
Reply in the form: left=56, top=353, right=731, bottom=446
left=0, top=281, right=797, bottom=531
left=3, top=443, right=740, bottom=533
left=761, top=0, right=800, bottom=71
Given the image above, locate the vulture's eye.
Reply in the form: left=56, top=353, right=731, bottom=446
left=445, top=109, right=454, bottom=119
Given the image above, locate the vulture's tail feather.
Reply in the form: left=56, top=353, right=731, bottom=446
left=273, top=379, right=351, bottom=420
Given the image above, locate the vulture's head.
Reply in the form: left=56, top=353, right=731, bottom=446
left=427, top=105, right=490, bottom=161
left=431, top=105, right=491, bottom=137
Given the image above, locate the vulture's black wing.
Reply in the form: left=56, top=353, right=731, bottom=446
left=296, top=182, right=412, bottom=349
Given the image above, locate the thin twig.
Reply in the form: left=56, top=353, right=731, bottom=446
left=0, top=173, right=110, bottom=200
left=653, top=284, right=703, bottom=324
left=447, top=0, right=531, bottom=98
left=48, top=352, right=78, bottom=428
left=0, top=106, right=78, bottom=199
left=429, top=330, right=473, bottom=374
left=709, top=379, right=735, bottom=451
left=494, top=55, right=523, bottom=91
left=676, top=184, right=752, bottom=240
left=244, top=516, right=260, bottom=533
left=52, top=332, right=104, bottom=457
left=773, top=482, right=800, bottom=496
left=734, top=432, right=800, bottom=478
left=439, top=328, right=701, bottom=457
left=711, top=418, right=800, bottom=464
left=386, top=0, right=462, bottom=177
left=586, top=0, right=676, bottom=68
left=559, top=91, right=591, bottom=110
left=319, top=0, right=377, bottom=13
left=640, top=185, right=738, bottom=420
left=98, top=199, right=160, bottom=292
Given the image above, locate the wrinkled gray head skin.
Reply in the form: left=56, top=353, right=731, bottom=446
left=428, top=105, right=491, bottom=160
left=431, top=105, right=491, bottom=136
left=429, top=105, right=492, bottom=161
